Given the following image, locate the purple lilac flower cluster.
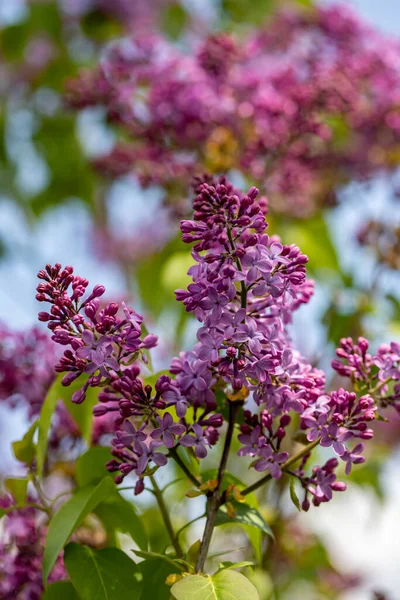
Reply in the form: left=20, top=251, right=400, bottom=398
left=36, top=181, right=400, bottom=507
left=36, top=263, right=157, bottom=404
left=66, top=4, right=400, bottom=218
left=332, top=337, right=400, bottom=412
left=36, top=265, right=223, bottom=491
left=173, top=176, right=386, bottom=507
left=0, top=497, right=65, bottom=599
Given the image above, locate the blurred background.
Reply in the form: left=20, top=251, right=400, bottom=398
left=1, top=0, right=400, bottom=598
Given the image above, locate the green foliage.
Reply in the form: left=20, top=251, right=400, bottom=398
left=95, top=495, right=148, bottom=551
left=81, top=9, right=122, bottom=41
left=282, top=213, right=340, bottom=277
left=5, top=477, right=29, bottom=504
left=37, top=378, right=61, bottom=479
left=323, top=303, right=365, bottom=346
left=55, top=374, right=99, bottom=444
left=221, top=0, right=274, bottom=26
left=289, top=478, right=301, bottom=512
left=171, top=570, right=259, bottom=600
left=216, top=500, right=274, bottom=539
left=42, top=581, right=80, bottom=600
left=31, top=115, right=95, bottom=215
left=12, top=420, right=38, bottom=465
left=161, top=3, right=188, bottom=39
left=139, top=558, right=181, bottom=600
left=136, top=235, right=191, bottom=319
left=43, top=477, right=115, bottom=582
left=349, top=459, right=385, bottom=500
left=217, top=561, right=255, bottom=572
left=64, top=543, right=143, bottom=600
left=75, top=447, right=113, bottom=487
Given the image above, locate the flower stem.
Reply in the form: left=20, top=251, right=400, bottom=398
left=242, top=437, right=321, bottom=497
left=150, top=474, right=184, bottom=559
left=227, top=227, right=247, bottom=309
left=195, top=402, right=239, bottom=573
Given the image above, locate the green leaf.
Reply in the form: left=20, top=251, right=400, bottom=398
left=76, top=447, right=113, bottom=487
left=42, top=581, right=80, bottom=599
left=139, top=558, right=181, bottom=600
left=12, top=420, right=38, bottom=465
left=200, top=472, right=265, bottom=562
left=217, top=561, right=255, bottom=572
left=289, top=478, right=301, bottom=512
left=37, top=378, right=61, bottom=479
left=186, top=540, right=201, bottom=567
left=215, top=500, right=273, bottom=563
left=5, top=478, right=28, bottom=504
left=221, top=0, right=274, bottom=25
left=64, top=543, right=142, bottom=600
left=132, top=549, right=181, bottom=570
left=282, top=212, right=340, bottom=276
left=95, top=495, right=148, bottom=550
left=43, top=477, right=115, bottom=582
left=216, top=501, right=273, bottom=538
left=53, top=374, right=98, bottom=444
left=171, top=570, right=259, bottom=600
left=161, top=3, right=188, bottom=39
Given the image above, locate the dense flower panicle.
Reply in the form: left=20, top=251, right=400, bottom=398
left=66, top=4, right=400, bottom=217
left=36, top=263, right=157, bottom=404
left=171, top=176, right=390, bottom=502
left=0, top=324, right=57, bottom=418
left=0, top=497, right=65, bottom=599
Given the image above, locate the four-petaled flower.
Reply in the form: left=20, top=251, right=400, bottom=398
left=136, top=441, right=168, bottom=475
left=254, top=444, right=288, bottom=478
left=150, top=413, right=186, bottom=448
left=342, top=443, right=365, bottom=475
left=75, top=331, right=119, bottom=376
left=180, top=423, right=210, bottom=458
left=115, top=421, right=147, bottom=450
left=162, top=385, right=190, bottom=418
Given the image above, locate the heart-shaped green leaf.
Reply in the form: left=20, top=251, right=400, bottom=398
left=171, top=570, right=259, bottom=600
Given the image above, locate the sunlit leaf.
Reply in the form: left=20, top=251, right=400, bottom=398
left=5, top=478, right=29, bottom=504
left=171, top=570, right=259, bottom=600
